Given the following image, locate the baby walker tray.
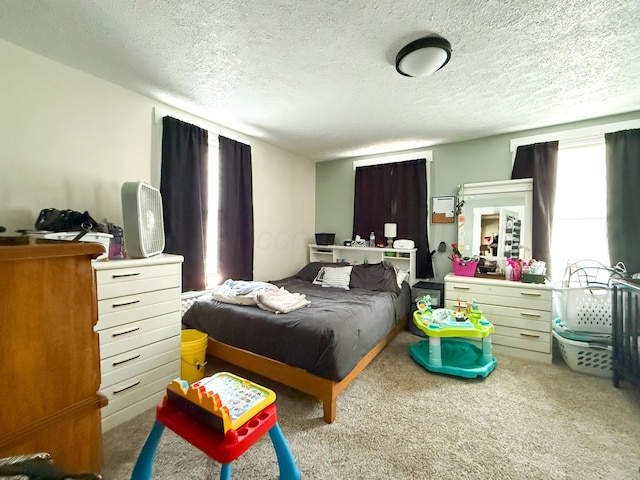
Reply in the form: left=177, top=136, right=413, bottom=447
left=409, top=308, right=497, bottom=378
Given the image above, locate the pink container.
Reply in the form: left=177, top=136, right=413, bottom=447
left=452, top=258, right=478, bottom=277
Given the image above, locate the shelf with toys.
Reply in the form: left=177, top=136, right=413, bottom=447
left=409, top=294, right=497, bottom=378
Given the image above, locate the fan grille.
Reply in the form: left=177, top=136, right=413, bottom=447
left=122, top=181, right=165, bottom=258
left=139, top=184, right=164, bottom=255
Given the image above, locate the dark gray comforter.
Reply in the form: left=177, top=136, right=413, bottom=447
left=182, top=277, right=411, bottom=381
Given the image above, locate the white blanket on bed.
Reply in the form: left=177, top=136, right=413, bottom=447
left=211, top=279, right=278, bottom=306
left=256, top=287, right=311, bottom=314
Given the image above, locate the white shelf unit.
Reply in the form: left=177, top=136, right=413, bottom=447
left=93, top=253, right=184, bottom=432
left=444, top=273, right=553, bottom=363
left=308, top=244, right=417, bottom=285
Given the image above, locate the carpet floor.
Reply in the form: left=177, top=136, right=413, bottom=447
left=102, top=331, right=640, bottom=479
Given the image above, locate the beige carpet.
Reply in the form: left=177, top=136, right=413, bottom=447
left=102, top=331, right=640, bottom=479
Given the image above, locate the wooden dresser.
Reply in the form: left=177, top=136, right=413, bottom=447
left=444, top=273, right=554, bottom=363
left=0, top=237, right=106, bottom=473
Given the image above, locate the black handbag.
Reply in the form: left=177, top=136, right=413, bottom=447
left=35, top=208, right=103, bottom=232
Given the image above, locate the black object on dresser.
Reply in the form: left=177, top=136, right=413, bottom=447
left=611, top=278, right=640, bottom=390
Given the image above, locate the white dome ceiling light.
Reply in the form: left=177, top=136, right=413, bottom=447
left=395, top=36, right=452, bottom=77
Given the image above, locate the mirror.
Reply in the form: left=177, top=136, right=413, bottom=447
left=457, top=179, right=533, bottom=260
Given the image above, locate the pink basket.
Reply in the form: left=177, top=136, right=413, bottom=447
left=452, top=258, right=478, bottom=277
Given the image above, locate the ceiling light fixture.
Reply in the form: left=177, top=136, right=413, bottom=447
left=395, top=36, right=452, bottom=77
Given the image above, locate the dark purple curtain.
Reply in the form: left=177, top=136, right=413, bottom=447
left=218, top=135, right=254, bottom=281
left=511, top=141, right=558, bottom=275
left=353, top=159, right=433, bottom=278
left=605, top=129, right=640, bottom=274
left=160, top=116, right=208, bottom=291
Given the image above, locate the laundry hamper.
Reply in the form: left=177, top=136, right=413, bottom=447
left=553, top=286, right=612, bottom=334
left=552, top=330, right=613, bottom=378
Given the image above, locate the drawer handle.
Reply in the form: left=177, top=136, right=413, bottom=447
left=452, top=286, right=470, bottom=290
left=112, top=354, right=141, bottom=366
left=520, top=333, right=541, bottom=339
left=113, top=381, right=140, bottom=395
left=112, top=326, right=140, bottom=337
left=520, top=292, right=542, bottom=297
left=111, top=299, right=141, bottom=308
left=520, top=312, right=541, bottom=318
left=112, top=272, right=141, bottom=278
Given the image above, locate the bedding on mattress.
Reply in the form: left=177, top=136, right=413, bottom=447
left=182, top=262, right=411, bottom=382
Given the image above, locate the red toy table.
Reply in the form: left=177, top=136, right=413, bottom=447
left=131, top=394, right=300, bottom=480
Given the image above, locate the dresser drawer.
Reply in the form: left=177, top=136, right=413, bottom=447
left=446, top=285, right=551, bottom=311
left=97, top=290, right=181, bottom=329
left=96, top=262, right=180, bottom=287
left=97, top=274, right=181, bottom=300
left=493, top=328, right=552, bottom=354
left=98, top=314, right=181, bottom=358
left=101, top=390, right=167, bottom=433
left=100, top=336, right=181, bottom=389
left=446, top=279, right=552, bottom=301
left=443, top=300, right=551, bottom=331
left=100, top=360, right=180, bottom=418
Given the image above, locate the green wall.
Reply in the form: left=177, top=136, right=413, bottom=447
left=316, top=110, right=640, bottom=282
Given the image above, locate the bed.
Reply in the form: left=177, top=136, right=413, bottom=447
left=182, top=261, right=412, bottom=423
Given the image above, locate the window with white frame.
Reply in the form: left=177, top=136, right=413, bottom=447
left=550, top=140, right=608, bottom=283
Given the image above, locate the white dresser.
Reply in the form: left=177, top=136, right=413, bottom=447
left=444, top=273, right=553, bottom=363
left=93, top=253, right=183, bottom=431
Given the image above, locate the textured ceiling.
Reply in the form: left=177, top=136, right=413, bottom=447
left=1, top=0, right=639, bottom=161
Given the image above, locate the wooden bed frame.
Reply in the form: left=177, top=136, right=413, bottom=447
left=205, top=317, right=406, bottom=423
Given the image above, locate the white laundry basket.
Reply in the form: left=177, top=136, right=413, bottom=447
left=552, top=330, right=613, bottom=378
left=553, top=286, right=612, bottom=334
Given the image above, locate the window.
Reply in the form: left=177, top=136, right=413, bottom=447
left=205, top=135, right=219, bottom=287
left=550, top=141, right=608, bottom=283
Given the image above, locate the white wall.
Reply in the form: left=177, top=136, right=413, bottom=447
left=0, top=39, right=315, bottom=281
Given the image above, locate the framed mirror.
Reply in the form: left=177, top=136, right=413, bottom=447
left=457, top=179, right=533, bottom=260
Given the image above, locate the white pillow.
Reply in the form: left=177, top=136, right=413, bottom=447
left=313, top=266, right=353, bottom=290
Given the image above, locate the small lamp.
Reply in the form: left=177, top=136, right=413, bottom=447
left=384, top=223, right=397, bottom=247
left=395, top=36, right=452, bottom=77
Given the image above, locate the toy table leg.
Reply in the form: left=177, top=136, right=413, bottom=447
left=268, top=422, right=301, bottom=480
left=482, top=335, right=493, bottom=362
left=428, top=336, right=443, bottom=367
left=220, top=463, right=232, bottom=480
left=130, top=421, right=165, bottom=480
